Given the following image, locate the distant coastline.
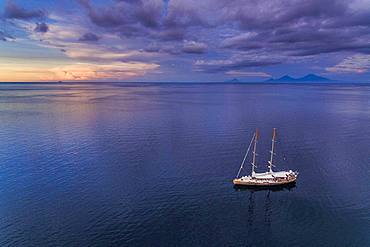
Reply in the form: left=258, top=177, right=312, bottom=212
left=225, top=74, right=334, bottom=83
left=3, top=76, right=370, bottom=85
left=266, top=74, right=332, bottom=82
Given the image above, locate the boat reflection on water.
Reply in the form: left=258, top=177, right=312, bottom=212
left=233, top=182, right=296, bottom=192
left=234, top=182, right=297, bottom=246
left=234, top=185, right=293, bottom=246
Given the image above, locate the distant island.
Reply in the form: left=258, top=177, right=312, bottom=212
left=225, top=78, right=240, bottom=83
left=266, top=74, right=332, bottom=82
left=224, top=74, right=333, bottom=83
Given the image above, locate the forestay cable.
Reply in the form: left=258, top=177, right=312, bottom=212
left=236, top=133, right=256, bottom=178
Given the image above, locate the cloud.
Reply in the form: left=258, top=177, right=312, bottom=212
left=182, top=41, right=207, bottom=54
left=34, top=22, right=49, bottom=33
left=64, top=47, right=141, bottom=61
left=326, top=54, right=370, bottom=73
left=15, top=14, right=163, bottom=81
left=78, top=0, right=208, bottom=41
left=46, top=62, right=160, bottom=81
left=79, top=0, right=162, bottom=29
left=214, top=0, right=370, bottom=65
left=0, top=31, right=15, bottom=41
left=4, top=0, right=45, bottom=20
left=0, top=61, right=159, bottom=82
left=221, top=32, right=261, bottom=49
left=79, top=32, right=100, bottom=42
left=5, top=0, right=370, bottom=82
left=219, top=0, right=347, bottom=31
left=225, top=70, right=271, bottom=77
left=80, top=0, right=127, bottom=28
left=195, top=53, right=281, bottom=73
left=75, top=0, right=370, bottom=73
left=220, top=26, right=370, bottom=57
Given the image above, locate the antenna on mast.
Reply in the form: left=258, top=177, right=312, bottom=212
left=268, top=128, right=277, bottom=173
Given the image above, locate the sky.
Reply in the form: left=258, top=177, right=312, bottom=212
left=0, top=0, right=370, bottom=82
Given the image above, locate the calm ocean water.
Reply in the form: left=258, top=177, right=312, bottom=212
left=0, top=82, right=370, bottom=246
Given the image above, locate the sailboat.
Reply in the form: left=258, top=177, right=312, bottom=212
left=233, top=128, right=298, bottom=186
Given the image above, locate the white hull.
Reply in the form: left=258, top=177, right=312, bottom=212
left=233, top=170, right=298, bottom=186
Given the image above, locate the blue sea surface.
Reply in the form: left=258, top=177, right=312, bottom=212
left=0, top=82, right=370, bottom=246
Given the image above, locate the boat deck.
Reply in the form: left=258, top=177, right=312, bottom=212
left=233, top=172, right=297, bottom=186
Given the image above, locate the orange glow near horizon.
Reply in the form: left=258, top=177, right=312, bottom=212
left=0, top=61, right=160, bottom=82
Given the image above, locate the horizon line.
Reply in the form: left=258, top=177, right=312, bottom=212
left=1, top=80, right=370, bottom=84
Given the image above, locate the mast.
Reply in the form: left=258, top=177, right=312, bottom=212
left=251, top=128, right=259, bottom=177
left=268, top=128, right=276, bottom=173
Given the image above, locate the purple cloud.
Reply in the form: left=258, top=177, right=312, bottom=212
left=195, top=53, right=281, bottom=73
left=8, top=0, right=370, bottom=81
left=326, top=54, right=370, bottom=73
left=4, top=0, right=45, bottom=20
left=78, top=0, right=208, bottom=41
left=34, top=22, right=49, bottom=33
left=182, top=41, right=208, bottom=54
left=79, top=32, right=100, bottom=42
left=217, top=0, right=370, bottom=58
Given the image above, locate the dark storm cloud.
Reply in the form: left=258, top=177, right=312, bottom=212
left=219, top=0, right=347, bottom=31
left=13, top=0, right=370, bottom=78
left=79, top=32, right=100, bottom=42
left=134, top=3, right=161, bottom=28
left=189, top=0, right=370, bottom=75
left=221, top=26, right=370, bottom=58
left=76, top=0, right=370, bottom=60
left=218, top=0, right=370, bottom=57
left=78, top=0, right=161, bottom=29
left=34, top=22, right=48, bottom=33
left=78, top=0, right=208, bottom=41
left=4, top=0, right=44, bottom=20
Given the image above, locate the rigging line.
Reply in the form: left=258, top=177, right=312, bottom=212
left=236, top=132, right=256, bottom=178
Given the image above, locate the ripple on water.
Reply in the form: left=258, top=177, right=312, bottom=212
left=0, top=83, right=370, bottom=246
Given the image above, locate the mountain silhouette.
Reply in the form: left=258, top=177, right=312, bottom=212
left=225, top=78, right=240, bottom=83
left=267, top=74, right=331, bottom=82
